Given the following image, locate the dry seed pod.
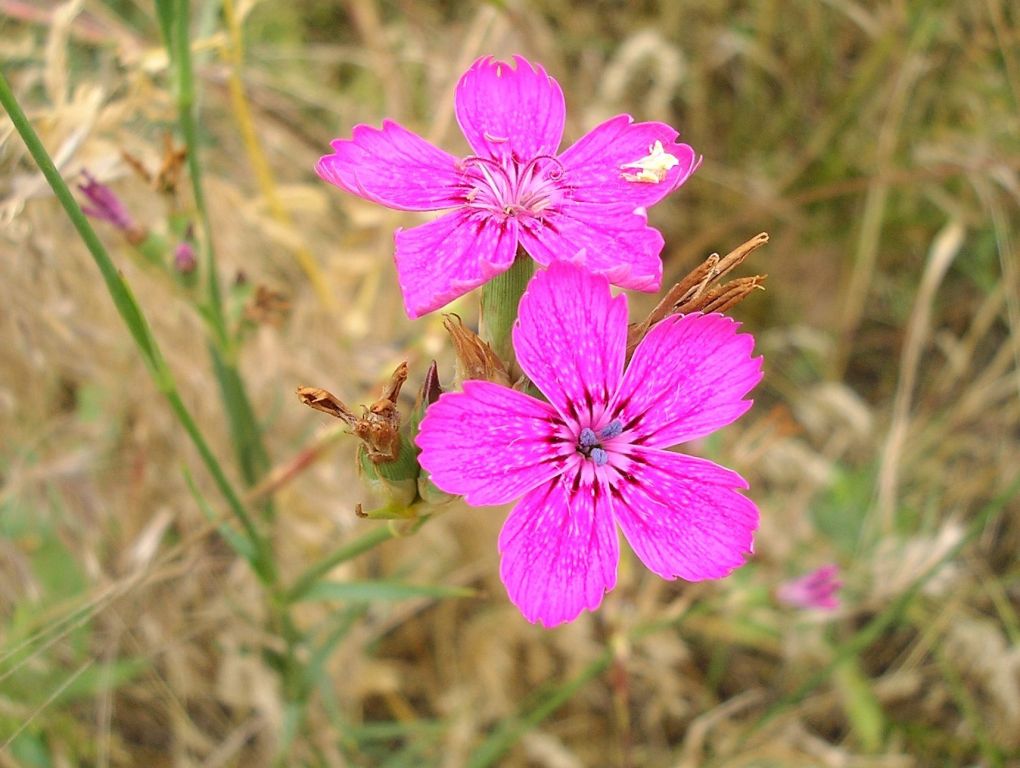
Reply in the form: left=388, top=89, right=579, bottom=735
left=628, top=232, right=768, bottom=356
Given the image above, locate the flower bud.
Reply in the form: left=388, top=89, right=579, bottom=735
left=78, top=170, right=147, bottom=245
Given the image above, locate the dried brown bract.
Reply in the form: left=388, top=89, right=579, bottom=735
left=443, top=314, right=510, bottom=386
left=155, top=133, right=188, bottom=196
left=120, top=133, right=187, bottom=198
left=244, top=285, right=291, bottom=327
left=296, top=362, right=408, bottom=464
left=628, top=232, right=769, bottom=355
left=295, top=387, right=357, bottom=422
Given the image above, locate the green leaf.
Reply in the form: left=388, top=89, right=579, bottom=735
left=182, top=466, right=257, bottom=567
left=834, top=656, right=885, bottom=751
left=295, top=580, right=475, bottom=604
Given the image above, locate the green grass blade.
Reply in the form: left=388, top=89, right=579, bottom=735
left=295, top=580, right=475, bottom=604
left=182, top=465, right=259, bottom=569
left=286, top=518, right=429, bottom=603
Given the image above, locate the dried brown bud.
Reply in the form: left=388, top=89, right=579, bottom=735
left=296, top=387, right=358, bottom=423
left=628, top=232, right=769, bottom=355
left=156, top=133, right=188, bottom=196
left=443, top=314, right=510, bottom=386
left=244, top=285, right=291, bottom=327
left=296, top=362, right=408, bottom=464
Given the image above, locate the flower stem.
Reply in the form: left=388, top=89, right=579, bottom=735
left=0, top=67, right=272, bottom=581
left=480, top=248, right=533, bottom=371
left=159, top=0, right=272, bottom=509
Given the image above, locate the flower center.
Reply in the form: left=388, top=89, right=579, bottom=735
left=461, top=154, right=565, bottom=221
left=576, top=420, right=623, bottom=466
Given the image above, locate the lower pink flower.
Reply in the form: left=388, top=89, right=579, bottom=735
left=416, top=262, right=763, bottom=626
left=777, top=565, right=842, bottom=611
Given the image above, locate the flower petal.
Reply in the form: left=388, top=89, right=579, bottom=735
left=615, top=313, right=762, bottom=447
left=513, top=261, right=628, bottom=426
left=518, top=204, right=664, bottom=291
left=612, top=448, right=757, bottom=581
left=416, top=380, right=566, bottom=506
left=316, top=120, right=463, bottom=211
left=559, top=115, right=699, bottom=208
left=395, top=211, right=517, bottom=318
left=499, top=475, right=619, bottom=626
left=455, top=56, right=565, bottom=162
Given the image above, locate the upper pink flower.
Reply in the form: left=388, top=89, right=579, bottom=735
left=416, top=262, right=762, bottom=626
left=316, top=55, right=699, bottom=318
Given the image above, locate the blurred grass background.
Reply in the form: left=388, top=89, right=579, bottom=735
left=1, top=0, right=1019, bottom=766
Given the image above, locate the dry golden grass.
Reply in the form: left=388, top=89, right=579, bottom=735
left=1, top=1, right=1019, bottom=766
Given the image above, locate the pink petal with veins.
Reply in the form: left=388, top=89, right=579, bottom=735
left=394, top=211, right=518, bottom=318
left=499, top=476, right=619, bottom=626
left=612, top=448, right=758, bottom=581
left=455, top=55, right=566, bottom=162
left=416, top=381, right=565, bottom=506
left=518, top=204, right=665, bottom=292
left=616, top=313, right=762, bottom=447
left=316, top=120, right=463, bottom=211
left=513, top=262, right=628, bottom=425
left=559, top=115, right=699, bottom=208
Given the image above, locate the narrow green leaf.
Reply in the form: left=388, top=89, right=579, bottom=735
left=285, top=518, right=430, bottom=603
left=183, top=466, right=257, bottom=566
left=833, top=656, right=885, bottom=751
left=295, top=580, right=475, bottom=604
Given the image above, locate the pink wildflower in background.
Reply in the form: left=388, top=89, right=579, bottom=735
left=777, top=564, right=841, bottom=611
left=78, top=170, right=140, bottom=238
left=416, top=262, right=762, bottom=626
left=317, top=56, right=699, bottom=318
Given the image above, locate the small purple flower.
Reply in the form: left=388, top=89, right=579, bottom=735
left=78, top=171, right=138, bottom=235
left=777, top=565, right=842, bottom=611
left=173, top=240, right=197, bottom=274
left=317, top=56, right=699, bottom=318
left=416, top=262, right=762, bottom=626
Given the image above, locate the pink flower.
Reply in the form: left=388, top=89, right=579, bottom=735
left=777, top=565, right=842, bottom=611
left=416, top=262, right=762, bottom=626
left=317, top=56, right=699, bottom=318
left=78, top=170, right=137, bottom=234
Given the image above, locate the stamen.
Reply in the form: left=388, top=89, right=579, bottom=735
left=521, top=154, right=565, bottom=179
left=590, top=447, right=609, bottom=466
left=599, top=420, right=623, bottom=439
left=578, top=428, right=599, bottom=449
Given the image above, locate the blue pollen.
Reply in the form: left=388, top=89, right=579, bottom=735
left=590, top=447, right=609, bottom=466
left=578, top=427, right=599, bottom=449
left=599, top=419, right=624, bottom=439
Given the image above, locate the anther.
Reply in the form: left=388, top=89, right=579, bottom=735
left=599, top=420, right=623, bottom=439
left=590, top=447, right=609, bottom=466
left=578, top=428, right=599, bottom=449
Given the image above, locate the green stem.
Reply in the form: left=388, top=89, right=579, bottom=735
left=166, top=0, right=225, bottom=334
left=0, top=67, right=273, bottom=581
left=161, top=0, right=273, bottom=511
left=480, top=249, right=533, bottom=369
